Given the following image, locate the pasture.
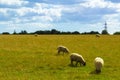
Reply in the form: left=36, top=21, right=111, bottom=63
left=0, top=35, right=119, bottom=80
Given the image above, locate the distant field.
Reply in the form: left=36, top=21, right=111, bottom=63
left=0, top=35, right=119, bottom=80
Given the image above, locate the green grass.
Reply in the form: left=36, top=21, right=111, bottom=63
left=0, top=35, right=119, bottom=80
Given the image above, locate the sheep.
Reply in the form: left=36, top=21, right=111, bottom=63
left=96, top=34, right=100, bottom=38
left=34, top=34, right=38, bottom=37
left=70, top=53, right=86, bottom=66
left=94, top=57, right=104, bottom=73
left=57, top=45, right=69, bottom=54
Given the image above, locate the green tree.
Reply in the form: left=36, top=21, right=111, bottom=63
left=19, top=30, right=27, bottom=34
left=113, top=32, right=120, bottom=35
left=101, top=30, right=109, bottom=34
left=13, top=30, right=17, bottom=34
left=2, top=32, right=10, bottom=35
left=51, top=29, right=60, bottom=34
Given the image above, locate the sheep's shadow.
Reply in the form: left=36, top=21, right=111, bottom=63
left=55, top=54, right=64, bottom=56
left=54, top=51, right=59, bottom=56
left=55, top=53, right=69, bottom=56
left=68, top=64, right=85, bottom=67
left=89, top=70, right=101, bottom=74
left=68, top=64, right=77, bottom=67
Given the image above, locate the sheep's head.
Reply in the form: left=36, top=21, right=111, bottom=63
left=96, top=69, right=101, bottom=73
left=83, top=62, right=86, bottom=66
left=66, top=50, right=69, bottom=54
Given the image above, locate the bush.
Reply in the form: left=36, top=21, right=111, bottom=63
left=113, top=32, right=120, bottom=35
left=2, top=32, right=10, bottom=35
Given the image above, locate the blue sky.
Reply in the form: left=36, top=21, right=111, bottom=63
left=0, top=0, right=120, bottom=34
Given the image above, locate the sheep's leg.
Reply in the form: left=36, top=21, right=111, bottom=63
left=71, top=60, right=73, bottom=65
left=76, top=61, right=78, bottom=66
left=80, top=63, right=82, bottom=66
left=63, top=51, right=64, bottom=55
left=63, top=50, right=66, bottom=55
left=58, top=50, right=60, bottom=54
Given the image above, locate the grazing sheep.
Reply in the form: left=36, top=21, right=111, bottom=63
left=96, top=34, right=100, bottom=38
left=70, top=53, right=86, bottom=66
left=34, top=34, right=38, bottom=37
left=94, top=57, right=104, bottom=73
left=57, top=46, right=69, bottom=54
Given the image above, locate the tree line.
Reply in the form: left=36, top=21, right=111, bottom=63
left=1, top=29, right=120, bottom=35
left=1, top=29, right=99, bottom=35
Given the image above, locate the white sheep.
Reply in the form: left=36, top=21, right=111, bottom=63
left=94, top=57, right=104, bottom=73
left=96, top=34, right=100, bottom=38
left=57, top=46, right=69, bottom=54
left=70, top=53, right=86, bottom=66
left=34, top=34, right=38, bottom=37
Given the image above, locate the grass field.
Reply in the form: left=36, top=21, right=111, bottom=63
left=0, top=35, right=119, bottom=80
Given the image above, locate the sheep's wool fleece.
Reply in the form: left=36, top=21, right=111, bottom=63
left=94, top=57, right=104, bottom=70
left=70, top=53, right=85, bottom=61
left=58, top=46, right=67, bottom=50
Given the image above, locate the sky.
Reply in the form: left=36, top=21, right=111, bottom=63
left=0, top=0, right=120, bottom=34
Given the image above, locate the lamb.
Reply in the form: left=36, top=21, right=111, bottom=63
left=57, top=46, right=69, bottom=54
left=94, top=57, right=104, bottom=73
left=70, top=53, right=86, bottom=66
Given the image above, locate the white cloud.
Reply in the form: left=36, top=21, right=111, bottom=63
left=0, top=20, right=54, bottom=33
left=13, top=3, right=62, bottom=22
left=0, top=21, right=13, bottom=24
left=0, top=0, right=120, bottom=34
left=0, top=8, right=8, bottom=16
left=32, top=16, right=53, bottom=22
left=102, top=13, right=120, bottom=34
left=80, top=0, right=120, bottom=9
left=80, top=0, right=120, bottom=14
left=16, top=7, right=34, bottom=16
left=80, top=0, right=107, bottom=8
left=108, top=21, right=120, bottom=34
left=103, top=14, right=120, bottom=21
left=34, top=3, right=62, bottom=18
left=0, top=3, right=62, bottom=23
left=6, top=22, right=54, bottom=33
left=0, top=0, right=29, bottom=6
left=107, top=2, right=120, bottom=9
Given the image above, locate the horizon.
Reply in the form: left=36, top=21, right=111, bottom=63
left=0, top=0, right=120, bottom=34
left=0, top=28, right=100, bottom=34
